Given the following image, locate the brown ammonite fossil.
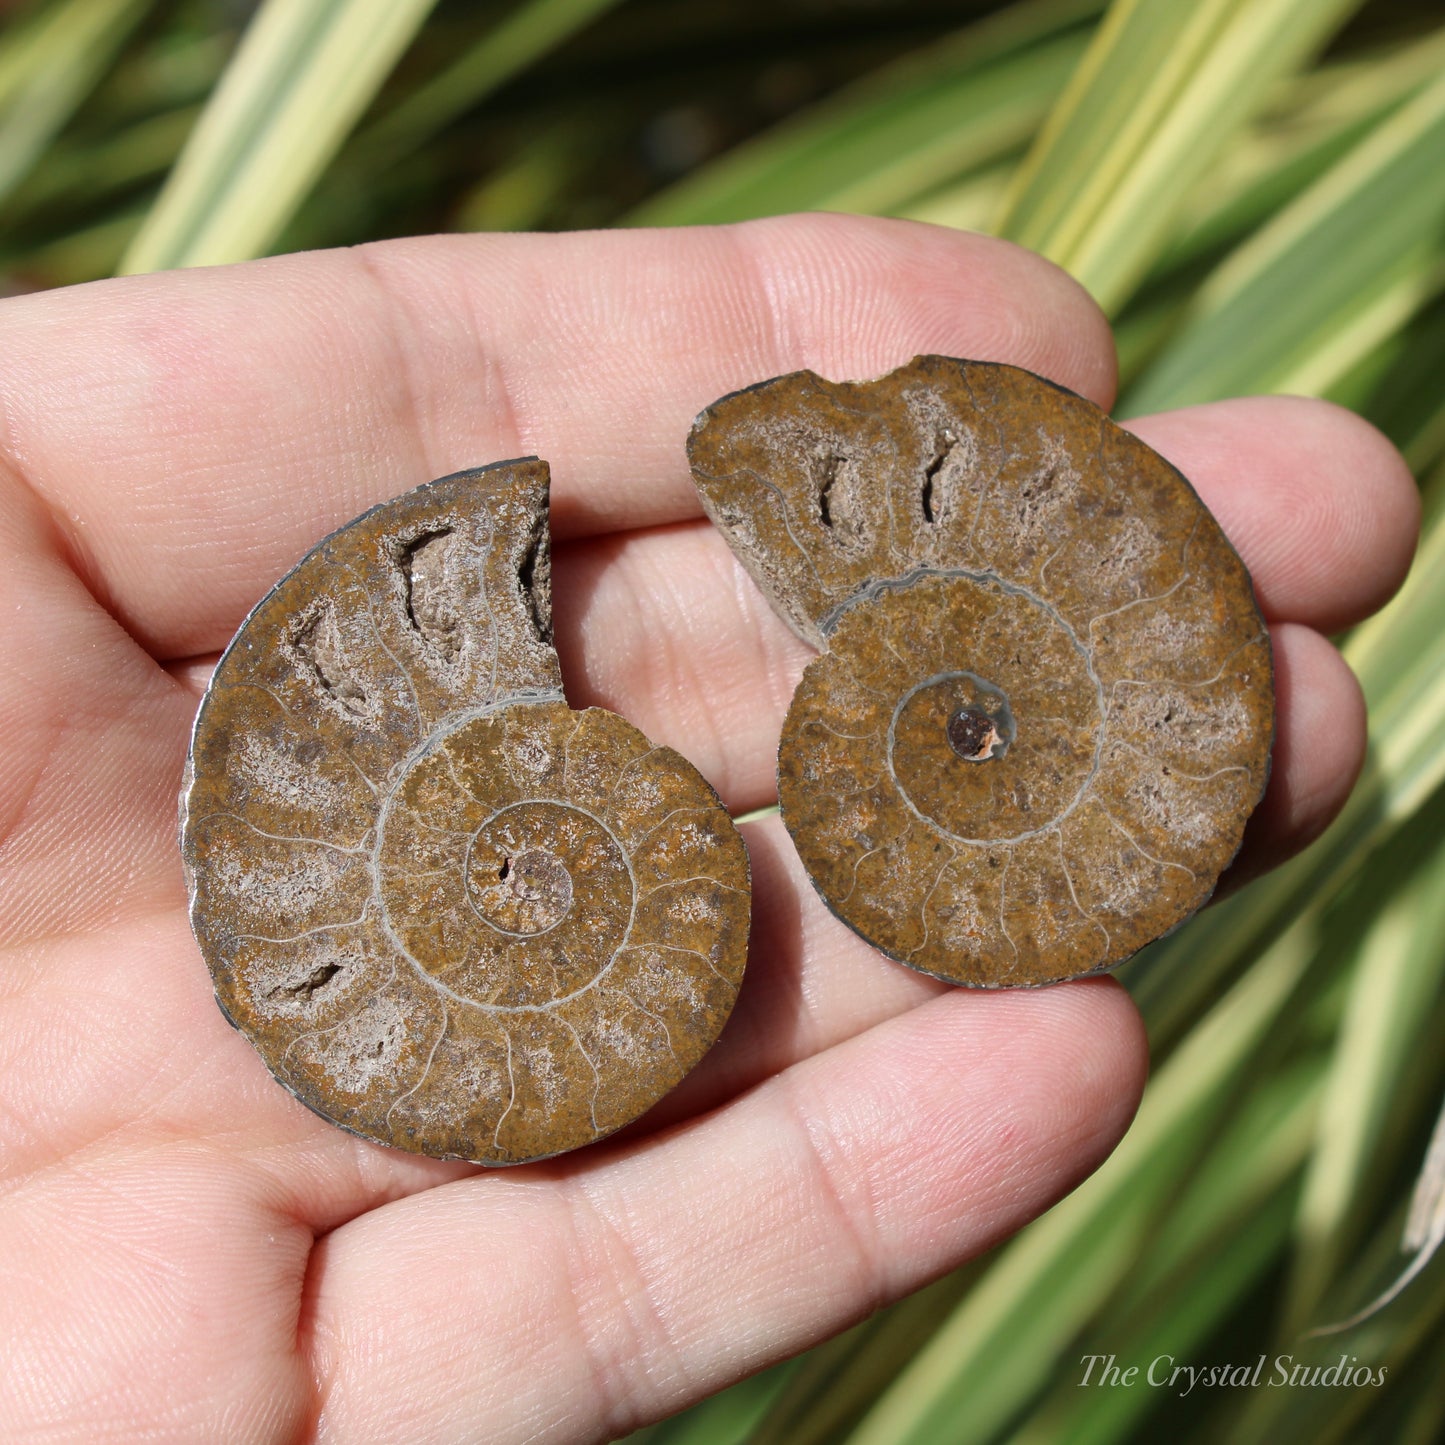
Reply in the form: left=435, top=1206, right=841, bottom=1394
left=181, top=460, right=749, bottom=1164
left=688, top=355, right=1272, bottom=988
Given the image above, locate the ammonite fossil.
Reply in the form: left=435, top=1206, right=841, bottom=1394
left=689, top=355, right=1272, bottom=988
left=181, top=460, right=749, bottom=1164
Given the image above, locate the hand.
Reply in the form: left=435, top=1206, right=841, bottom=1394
left=0, top=216, right=1417, bottom=1442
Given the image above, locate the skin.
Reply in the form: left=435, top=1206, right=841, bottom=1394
left=0, top=214, right=1419, bottom=1443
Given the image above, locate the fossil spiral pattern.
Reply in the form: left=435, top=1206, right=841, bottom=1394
left=181, top=460, right=749, bottom=1163
left=689, top=356, right=1272, bottom=988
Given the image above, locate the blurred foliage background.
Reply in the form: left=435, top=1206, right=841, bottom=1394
left=5, top=0, right=1445, bottom=1441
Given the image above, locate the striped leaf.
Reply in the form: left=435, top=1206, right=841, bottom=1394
left=1125, top=66, right=1445, bottom=413
left=0, top=0, right=153, bottom=207
left=119, top=0, right=439, bottom=273
left=995, top=0, right=1365, bottom=312
left=628, top=0, right=1101, bottom=226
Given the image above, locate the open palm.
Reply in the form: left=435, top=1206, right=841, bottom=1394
left=0, top=216, right=1418, bottom=1443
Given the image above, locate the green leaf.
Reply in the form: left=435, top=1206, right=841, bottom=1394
left=1282, top=834, right=1445, bottom=1337
left=4, top=104, right=198, bottom=217
left=0, top=0, right=153, bottom=208
left=1125, top=66, right=1445, bottom=414
left=1325, top=291, right=1445, bottom=474
left=626, top=0, right=1101, bottom=226
left=1227, top=1208, right=1445, bottom=1445
left=119, top=0, right=440, bottom=273
left=896, top=159, right=1014, bottom=233
left=1011, top=1067, right=1319, bottom=1445
left=1153, top=28, right=1445, bottom=278
left=841, top=922, right=1321, bottom=1445
left=357, top=0, right=627, bottom=166
left=996, top=0, right=1365, bottom=313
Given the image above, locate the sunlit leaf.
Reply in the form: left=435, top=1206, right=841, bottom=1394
left=1125, top=68, right=1445, bottom=413
left=119, top=0, right=439, bottom=273
left=996, top=0, right=1365, bottom=312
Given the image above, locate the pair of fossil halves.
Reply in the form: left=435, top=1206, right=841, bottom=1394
left=181, top=356, right=1273, bottom=1165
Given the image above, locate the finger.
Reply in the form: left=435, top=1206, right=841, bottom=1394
left=0, top=215, right=1115, bottom=660
left=1125, top=396, right=1419, bottom=633
left=302, top=978, right=1147, bottom=1443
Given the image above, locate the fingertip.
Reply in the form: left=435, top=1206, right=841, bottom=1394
left=977, top=976, right=1148, bottom=1178
left=1270, top=621, right=1367, bottom=850
left=1241, top=397, right=1419, bottom=629
left=1224, top=622, right=1365, bottom=891
left=1296, top=398, right=1421, bottom=623
left=1127, top=396, right=1421, bottom=632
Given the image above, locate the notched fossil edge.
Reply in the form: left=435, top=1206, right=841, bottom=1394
left=180, top=458, right=750, bottom=1164
left=689, top=355, right=1274, bottom=988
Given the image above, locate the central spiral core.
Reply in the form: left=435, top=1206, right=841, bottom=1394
left=466, top=837, right=574, bottom=935
left=376, top=719, right=636, bottom=1010
left=857, top=574, right=1104, bottom=843
left=947, top=707, right=1003, bottom=761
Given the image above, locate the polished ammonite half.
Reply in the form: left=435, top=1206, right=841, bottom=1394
left=181, top=460, right=749, bottom=1163
left=689, top=356, right=1272, bottom=988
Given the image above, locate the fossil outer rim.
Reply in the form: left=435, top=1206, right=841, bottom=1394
left=182, top=459, right=750, bottom=1164
left=692, top=355, right=1274, bottom=987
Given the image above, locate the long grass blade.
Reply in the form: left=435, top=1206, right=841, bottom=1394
left=119, top=0, right=438, bottom=273
left=1155, top=28, right=1445, bottom=278
left=5, top=104, right=198, bottom=216
left=1009, top=1067, right=1320, bottom=1445
left=1326, top=293, right=1445, bottom=475
left=1283, top=834, right=1445, bottom=1337
left=995, top=0, right=1364, bottom=313
left=896, top=159, right=1013, bottom=233
left=1124, top=66, right=1445, bottom=414
left=357, top=0, right=627, bottom=166
left=841, top=920, right=1319, bottom=1445
left=627, top=0, right=1101, bottom=226
left=0, top=0, right=153, bottom=206
left=1229, top=1209, right=1445, bottom=1444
